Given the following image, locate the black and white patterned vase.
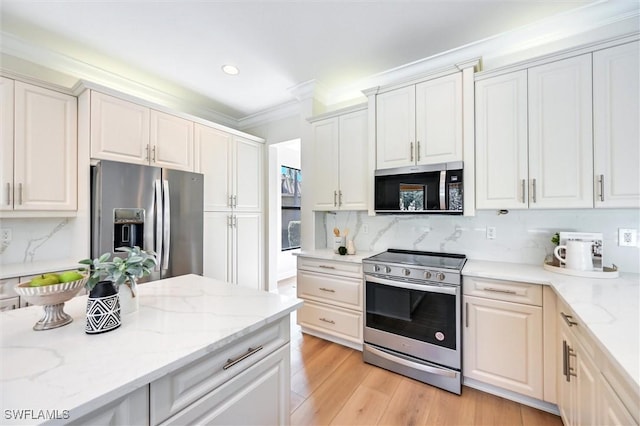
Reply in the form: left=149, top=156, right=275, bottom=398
left=85, top=281, right=121, bottom=334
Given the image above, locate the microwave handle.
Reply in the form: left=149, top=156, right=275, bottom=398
left=439, top=170, right=446, bottom=210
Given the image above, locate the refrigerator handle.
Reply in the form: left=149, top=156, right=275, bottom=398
left=162, top=179, right=171, bottom=270
left=154, top=179, right=163, bottom=272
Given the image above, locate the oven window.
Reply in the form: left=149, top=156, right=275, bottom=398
left=366, top=281, right=457, bottom=350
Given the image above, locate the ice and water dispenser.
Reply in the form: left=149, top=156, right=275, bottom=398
left=113, top=208, right=145, bottom=251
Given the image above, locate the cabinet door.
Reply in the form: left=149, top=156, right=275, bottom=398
left=557, top=321, right=575, bottom=425
left=528, top=54, right=593, bottom=208
left=600, top=375, right=636, bottom=426
left=338, top=109, right=368, bottom=210
left=463, top=295, right=543, bottom=399
left=233, top=136, right=263, bottom=212
left=68, top=385, right=149, bottom=426
left=90, top=91, right=150, bottom=165
left=159, top=345, right=289, bottom=426
left=0, top=297, right=19, bottom=311
left=14, top=82, right=77, bottom=211
left=415, top=73, right=462, bottom=165
left=311, top=117, right=340, bottom=210
left=376, top=86, right=415, bottom=169
left=195, top=124, right=233, bottom=211
left=475, top=71, right=528, bottom=209
left=234, top=212, right=263, bottom=290
left=574, top=339, right=599, bottom=426
left=203, top=211, right=232, bottom=283
left=150, top=110, right=194, bottom=171
left=593, top=41, right=640, bottom=208
left=0, top=77, right=14, bottom=211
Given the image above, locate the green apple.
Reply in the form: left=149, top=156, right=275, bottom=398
left=43, top=273, right=59, bottom=281
left=30, top=275, right=60, bottom=286
left=58, top=270, right=83, bottom=283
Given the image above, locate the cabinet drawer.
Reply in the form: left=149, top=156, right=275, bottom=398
left=150, top=317, right=289, bottom=425
left=297, top=300, right=362, bottom=344
left=0, top=296, right=19, bottom=311
left=0, top=278, right=18, bottom=299
left=297, top=256, right=362, bottom=278
left=463, top=276, right=542, bottom=306
left=297, top=270, right=362, bottom=309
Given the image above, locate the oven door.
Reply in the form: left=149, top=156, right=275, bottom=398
left=364, top=274, right=461, bottom=369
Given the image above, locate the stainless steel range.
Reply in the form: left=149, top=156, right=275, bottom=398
left=362, top=249, right=466, bottom=394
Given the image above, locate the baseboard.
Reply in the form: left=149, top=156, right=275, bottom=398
left=463, top=377, right=560, bottom=415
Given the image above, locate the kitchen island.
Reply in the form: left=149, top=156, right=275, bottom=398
left=0, top=274, right=302, bottom=425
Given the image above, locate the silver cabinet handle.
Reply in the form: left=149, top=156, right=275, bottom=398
left=5, top=183, right=10, bottom=206
left=319, top=317, right=335, bottom=324
left=339, top=190, right=343, bottom=207
left=410, top=142, right=414, bottom=162
left=223, top=345, right=264, bottom=370
left=417, top=141, right=421, bottom=162
left=562, top=340, right=568, bottom=380
left=465, top=302, right=469, bottom=328
left=18, top=183, right=23, bottom=205
left=598, top=174, right=605, bottom=202
left=318, top=265, right=336, bottom=269
left=484, top=287, right=517, bottom=295
left=152, top=146, right=157, bottom=162
left=145, top=144, right=150, bottom=161
left=319, top=287, right=335, bottom=293
left=521, top=179, right=526, bottom=204
left=333, top=190, right=337, bottom=207
left=560, top=312, right=578, bottom=327
left=234, top=195, right=237, bottom=208
left=531, top=178, right=537, bottom=203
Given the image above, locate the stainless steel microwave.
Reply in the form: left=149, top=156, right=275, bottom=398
left=374, top=162, right=463, bottom=214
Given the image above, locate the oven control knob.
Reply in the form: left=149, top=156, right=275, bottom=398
left=385, top=266, right=392, bottom=273
left=436, top=272, right=446, bottom=281
left=374, top=265, right=381, bottom=272
left=403, top=268, right=411, bottom=276
left=424, top=271, right=432, bottom=280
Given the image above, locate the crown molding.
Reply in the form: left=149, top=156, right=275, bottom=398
left=237, top=99, right=301, bottom=131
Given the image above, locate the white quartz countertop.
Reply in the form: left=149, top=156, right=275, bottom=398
left=0, top=274, right=302, bottom=425
left=294, top=248, right=380, bottom=263
left=463, top=259, right=640, bottom=391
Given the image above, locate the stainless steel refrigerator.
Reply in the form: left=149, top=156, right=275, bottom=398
left=90, top=160, right=203, bottom=281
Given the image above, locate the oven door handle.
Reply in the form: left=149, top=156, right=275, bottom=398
left=365, top=274, right=457, bottom=296
left=367, top=345, right=457, bottom=378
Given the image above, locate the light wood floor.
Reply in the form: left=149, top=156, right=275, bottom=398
left=279, top=279, right=563, bottom=426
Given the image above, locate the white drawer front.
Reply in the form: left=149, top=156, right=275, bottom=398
left=297, top=300, right=362, bottom=344
left=297, top=270, right=362, bottom=309
left=297, top=257, right=362, bottom=278
left=0, top=278, right=18, bottom=299
left=150, top=317, right=289, bottom=425
left=463, top=276, right=542, bottom=306
left=0, top=296, right=19, bottom=311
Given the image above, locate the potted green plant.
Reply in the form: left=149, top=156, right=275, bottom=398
left=80, top=246, right=157, bottom=317
left=549, top=232, right=561, bottom=266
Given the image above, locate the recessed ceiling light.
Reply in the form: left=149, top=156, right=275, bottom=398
left=222, top=65, right=239, bottom=76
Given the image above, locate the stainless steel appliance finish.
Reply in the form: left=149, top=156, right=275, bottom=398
left=363, top=249, right=466, bottom=394
left=91, top=160, right=204, bottom=281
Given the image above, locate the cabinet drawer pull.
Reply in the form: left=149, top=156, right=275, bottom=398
left=417, top=141, right=421, bottom=161
left=521, top=179, right=526, bottom=204
left=483, top=287, right=517, bottom=295
left=319, top=287, right=335, bottom=293
left=598, top=174, right=605, bottom=202
left=5, top=183, right=10, bottom=206
left=223, top=345, right=263, bottom=370
left=18, top=183, right=23, bottom=205
left=410, top=142, right=414, bottom=162
left=531, top=178, right=537, bottom=203
left=318, top=265, right=336, bottom=270
left=319, top=317, right=335, bottom=325
left=560, top=312, right=578, bottom=327
left=334, top=190, right=337, bottom=207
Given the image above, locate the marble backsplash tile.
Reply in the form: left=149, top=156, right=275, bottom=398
left=322, top=209, right=640, bottom=273
left=0, top=218, right=76, bottom=265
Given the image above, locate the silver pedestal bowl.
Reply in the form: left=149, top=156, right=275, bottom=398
left=14, top=277, right=88, bottom=331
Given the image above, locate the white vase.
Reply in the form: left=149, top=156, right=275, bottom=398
left=118, top=282, right=139, bottom=314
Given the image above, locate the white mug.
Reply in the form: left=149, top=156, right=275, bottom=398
left=554, top=240, right=593, bottom=271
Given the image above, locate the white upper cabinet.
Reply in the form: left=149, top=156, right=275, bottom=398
left=6, top=81, right=77, bottom=212
left=233, top=136, right=263, bottom=212
left=376, top=72, right=462, bottom=170
left=195, top=124, right=233, bottom=211
left=376, top=86, right=415, bottom=169
left=415, top=73, right=463, bottom=165
left=528, top=54, right=593, bottom=209
left=593, top=41, right=640, bottom=208
left=0, top=77, right=14, bottom=211
left=150, top=110, right=194, bottom=171
left=475, top=70, right=528, bottom=209
left=90, top=91, right=150, bottom=165
left=310, top=107, right=368, bottom=211
left=90, top=91, right=194, bottom=171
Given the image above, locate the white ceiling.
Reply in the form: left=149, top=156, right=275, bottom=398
left=0, top=1, right=607, bottom=120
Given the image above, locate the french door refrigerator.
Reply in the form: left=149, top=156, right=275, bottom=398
left=91, top=160, right=203, bottom=281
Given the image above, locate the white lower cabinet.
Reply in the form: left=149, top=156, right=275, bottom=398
left=68, top=385, right=149, bottom=426
left=463, top=277, right=543, bottom=399
left=296, top=256, right=363, bottom=350
left=151, top=316, right=290, bottom=426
